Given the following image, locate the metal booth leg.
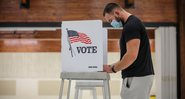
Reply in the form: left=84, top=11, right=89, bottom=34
left=102, top=86, right=106, bottom=99
left=74, top=86, right=80, bottom=99
left=92, top=88, right=97, bottom=99
left=59, top=79, right=64, bottom=99
left=107, top=80, right=111, bottom=99
left=103, top=80, right=111, bottom=99
left=67, top=79, right=72, bottom=99
left=103, top=80, right=108, bottom=99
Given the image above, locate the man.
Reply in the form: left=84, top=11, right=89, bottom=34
left=103, top=3, right=154, bottom=99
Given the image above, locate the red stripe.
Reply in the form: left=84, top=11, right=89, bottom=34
left=69, top=32, right=92, bottom=44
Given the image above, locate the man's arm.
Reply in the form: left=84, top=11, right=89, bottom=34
left=113, top=39, right=140, bottom=71
left=103, top=39, right=140, bottom=73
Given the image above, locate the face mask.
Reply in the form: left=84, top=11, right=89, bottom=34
left=110, top=19, right=123, bottom=28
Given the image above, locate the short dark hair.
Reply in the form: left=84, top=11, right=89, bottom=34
left=103, top=3, right=121, bottom=16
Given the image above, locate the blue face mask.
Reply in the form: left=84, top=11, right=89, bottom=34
left=110, top=19, right=122, bottom=28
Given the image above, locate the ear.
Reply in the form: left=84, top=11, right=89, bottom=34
left=114, top=9, right=120, bottom=16
left=115, top=11, right=119, bottom=15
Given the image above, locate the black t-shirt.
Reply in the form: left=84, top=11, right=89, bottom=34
left=120, top=15, right=154, bottom=79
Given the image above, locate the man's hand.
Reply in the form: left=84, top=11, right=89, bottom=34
left=103, top=65, right=113, bottom=73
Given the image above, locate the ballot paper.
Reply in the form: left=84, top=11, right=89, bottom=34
left=61, top=20, right=107, bottom=72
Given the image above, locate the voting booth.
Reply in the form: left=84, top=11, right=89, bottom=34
left=61, top=20, right=107, bottom=72
left=59, top=20, right=110, bottom=99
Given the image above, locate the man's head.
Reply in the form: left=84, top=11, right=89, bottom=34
left=103, top=3, right=124, bottom=28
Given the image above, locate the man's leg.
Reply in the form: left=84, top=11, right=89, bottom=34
left=120, top=75, right=154, bottom=99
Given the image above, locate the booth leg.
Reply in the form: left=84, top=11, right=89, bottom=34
left=75, top=86, right=80, bottom=99
left=104, top=80, right=111, bottom=99
left=107, top=80, right=111, bottom=99
left=102, top=86, right=106, bottom=99
left=103, top=80, right=107, bottom=99
left=59, top=79, right=64, bottom=99
left=92, top=88, right=97, bottom=99
left=67, top=79, right=71, bottom=99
